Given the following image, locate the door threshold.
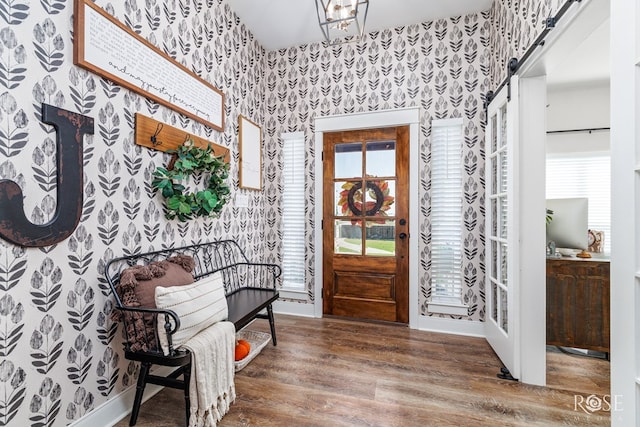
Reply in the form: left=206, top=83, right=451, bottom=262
left=323, top=314, right=408, bottom=327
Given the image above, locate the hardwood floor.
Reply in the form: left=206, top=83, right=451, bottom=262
left=115, top=315, right=610, bottom=427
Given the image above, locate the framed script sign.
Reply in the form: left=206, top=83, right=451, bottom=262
left=239, top=115, right=262, bottom=190
left=73, top=0, right=224, bottom=131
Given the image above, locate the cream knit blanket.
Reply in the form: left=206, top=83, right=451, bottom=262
left=183, top=320, right=236, bottom=427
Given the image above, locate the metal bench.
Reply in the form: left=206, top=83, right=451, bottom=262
left=105, top=240, right=280, bottom=426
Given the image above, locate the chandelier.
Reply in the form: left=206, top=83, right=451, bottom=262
left=314, top=0, right=369, bottom=45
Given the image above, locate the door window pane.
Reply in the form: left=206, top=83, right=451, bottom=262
left=335, top=142, right=362, bottom=179
left=499, top=197, right=508, bottom=239
left=491, top=198, right=497, bottom=236
left=500, top=287, right=508, bottom=333
left=366, top=141, right=395, bottom=177
left=499, top=104, right=507, bottom=149
left=491, top=114, right=497, bottom=153
left=335, top=220, right=362, bottom=255
left=491, top=281, right=498, bottom=322
left=491, top=155, right=497, bottom=195
left=500, top=243, right=508, bottom=285
left=365, top=220, right=395, bottom=256
left=499, top=151, right=508, bottom=193
left=335, top=181, right=363, bottom=217
left=491, top=240, right=497, bottom=281
left=364, top=179, right=396, bottom=218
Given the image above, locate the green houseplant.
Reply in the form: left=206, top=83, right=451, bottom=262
left=152, top=139, right=230, bottom=221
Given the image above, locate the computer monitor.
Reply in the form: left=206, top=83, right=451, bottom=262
left=546, top=198, right=589, bottom=250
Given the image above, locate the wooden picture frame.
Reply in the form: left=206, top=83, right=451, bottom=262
left=239, top=115, right=262, bottom=190
left=73, top=0, right=224, bottom=131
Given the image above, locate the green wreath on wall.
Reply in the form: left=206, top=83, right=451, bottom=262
left=152, top=139, right=230, bottom=222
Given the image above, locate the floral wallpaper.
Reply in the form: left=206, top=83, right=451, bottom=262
left=263, top=12, right=494, bottom=320
left=0, top=0, right=569, bottom=424
left=0, top=0, right=266, bottom=425
left=490, top=0, right=565, bottom=84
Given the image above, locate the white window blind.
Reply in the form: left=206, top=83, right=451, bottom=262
left=430, top=118, right=464, bottom=305
left=546, top=152, right=611, bottom=253
left=281, top=132, right=306, bottom=290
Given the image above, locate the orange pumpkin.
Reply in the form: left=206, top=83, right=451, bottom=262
left=235, top=341, right=249, bottom=361
left=237, top=339, right=251, bottom=353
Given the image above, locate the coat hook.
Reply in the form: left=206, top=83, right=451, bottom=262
left=150, top=122, right=163, bottom=146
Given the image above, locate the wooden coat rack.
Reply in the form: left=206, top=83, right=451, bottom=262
left=134, top=113, right=230, bottom=163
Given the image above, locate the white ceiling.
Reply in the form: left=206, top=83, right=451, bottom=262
left=227, top=0, right=493, bottom=51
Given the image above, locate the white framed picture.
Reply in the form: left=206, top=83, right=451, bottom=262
left=239, top=115, right=262, bottom=190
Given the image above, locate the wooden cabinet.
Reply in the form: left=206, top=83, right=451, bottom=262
left=546, top=258, right=610, bottom=352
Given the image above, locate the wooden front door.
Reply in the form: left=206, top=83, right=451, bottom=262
left=322, top=126, right=409, bottom=323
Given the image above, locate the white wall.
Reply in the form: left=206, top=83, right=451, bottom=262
left=546, top=83, right=610, bottom=153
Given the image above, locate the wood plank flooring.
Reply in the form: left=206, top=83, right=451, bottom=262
left=114, top=315, right=610, bottom=427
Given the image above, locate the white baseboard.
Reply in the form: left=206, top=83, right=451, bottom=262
left=272, top=300, right=317, bottom=317
left=70, top=366, right=176, bottom=427
left=417, top=315, right=485, bottom=337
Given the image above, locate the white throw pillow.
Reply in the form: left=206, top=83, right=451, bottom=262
left=155, top=272, right=228, bottom=355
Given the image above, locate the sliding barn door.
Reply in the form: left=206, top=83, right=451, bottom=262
left=485, top=78, right=520, bottom=379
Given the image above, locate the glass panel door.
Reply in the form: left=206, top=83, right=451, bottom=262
left=485, top=78, right=519, bottom=379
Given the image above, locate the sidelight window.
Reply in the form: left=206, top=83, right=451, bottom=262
left=281, top=132, right=306, bottom=292
left=428, top=118, right=467, bottom=315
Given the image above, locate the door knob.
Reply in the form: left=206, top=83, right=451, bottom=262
left=399, top=232, right=407, bottom=239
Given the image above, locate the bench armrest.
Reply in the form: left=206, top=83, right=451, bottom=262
left=114, top=305, right=182, bottom=355
left=242, top=262, right=282, bottom=286
left=200, top=262, right=281, bottom=294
